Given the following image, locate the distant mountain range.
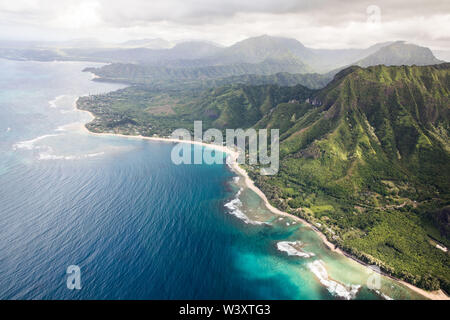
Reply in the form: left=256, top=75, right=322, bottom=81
left=70, top=36, right=444, bottom=93
left=72, top=36, right=444, bottom=73
left=0, top=36, right=444, bottom=79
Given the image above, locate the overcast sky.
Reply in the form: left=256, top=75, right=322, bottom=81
left=0, top=0, right=449, bottom=50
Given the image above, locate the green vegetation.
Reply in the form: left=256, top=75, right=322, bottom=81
left=77, top=83, right=314, bottom=136
left=252, top=63, right=450, bottom=292
left=78, top=63, right=450, bottom=293
left=84, top=63, right=330, bottom=90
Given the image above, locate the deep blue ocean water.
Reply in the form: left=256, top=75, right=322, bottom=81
left=0, top=59, right=425, bottom=300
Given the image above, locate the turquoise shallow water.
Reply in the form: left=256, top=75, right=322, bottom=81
left=0, top=59, right=425, bottom=299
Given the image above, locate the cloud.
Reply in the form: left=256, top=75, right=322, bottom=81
left=0, top=0, right=449, bottom=50
left=50, top=2, right=101, bottom=29
left=97, top=0, right=322, bottom=26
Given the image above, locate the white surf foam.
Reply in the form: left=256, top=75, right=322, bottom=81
left=38, top=151, right=105, bottom=161
left=48, top=95, right=68, bottom=108
left=277, top=241, right=315, bottom=258
left=12, top=134, right=60, bottom=151
left=55, top=122, right=84, bottom=132
left=13, top=132, right=104, bottom=161
left=374, top=290, right=394, bottom=300
left=224, top=189, right=264, bottom=225
left=49, top=95, right=80, bottom=114
left=307, top=260, right=361, bottom=300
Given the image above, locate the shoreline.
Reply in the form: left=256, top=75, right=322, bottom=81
left=228, top=157, right=449, bottom=301
left=78, top=109, right=448, bottom=301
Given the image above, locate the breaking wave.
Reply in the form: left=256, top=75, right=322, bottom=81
left=55, top=122, right=84, bottom=132
left=48, top=94, right=80, bottom=114
left=224, top=188, right=264, bottom=225
left=48, top=95, right=67, bottom=108
left=307, top=260, right=361, bottom=300
left=374, top=290, right=394, bottom=300
left=38, top=151, right=105, bottom=161
left=13, top=133, right=104, bottom=161
left=277, top=241, right=315, bottom=258
left=12, top=134, right=60, bottom=151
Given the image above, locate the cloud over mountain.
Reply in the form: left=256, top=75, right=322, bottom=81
left=0, top=0, right=449, bottom=50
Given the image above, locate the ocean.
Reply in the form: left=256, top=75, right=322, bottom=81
left=0, top=58, right=425, bottom=300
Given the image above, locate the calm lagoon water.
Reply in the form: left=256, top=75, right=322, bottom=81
left=0, top=59, right=424, bottom=299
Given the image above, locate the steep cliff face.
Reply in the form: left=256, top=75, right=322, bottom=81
left=277, top=64, right=449, bottom=198
left=253, top=63, right=450, bottom=291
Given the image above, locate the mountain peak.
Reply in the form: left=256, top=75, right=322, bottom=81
left=233, top=35, right=306, bottom=48
left=215, top=35, right=310, bottom=65
left=357, top=41, right=443, bottom=67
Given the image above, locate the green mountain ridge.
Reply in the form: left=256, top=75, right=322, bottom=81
left=83, top=58, right=314, bottom=87
left=252, top=63, right=450, bottom=292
